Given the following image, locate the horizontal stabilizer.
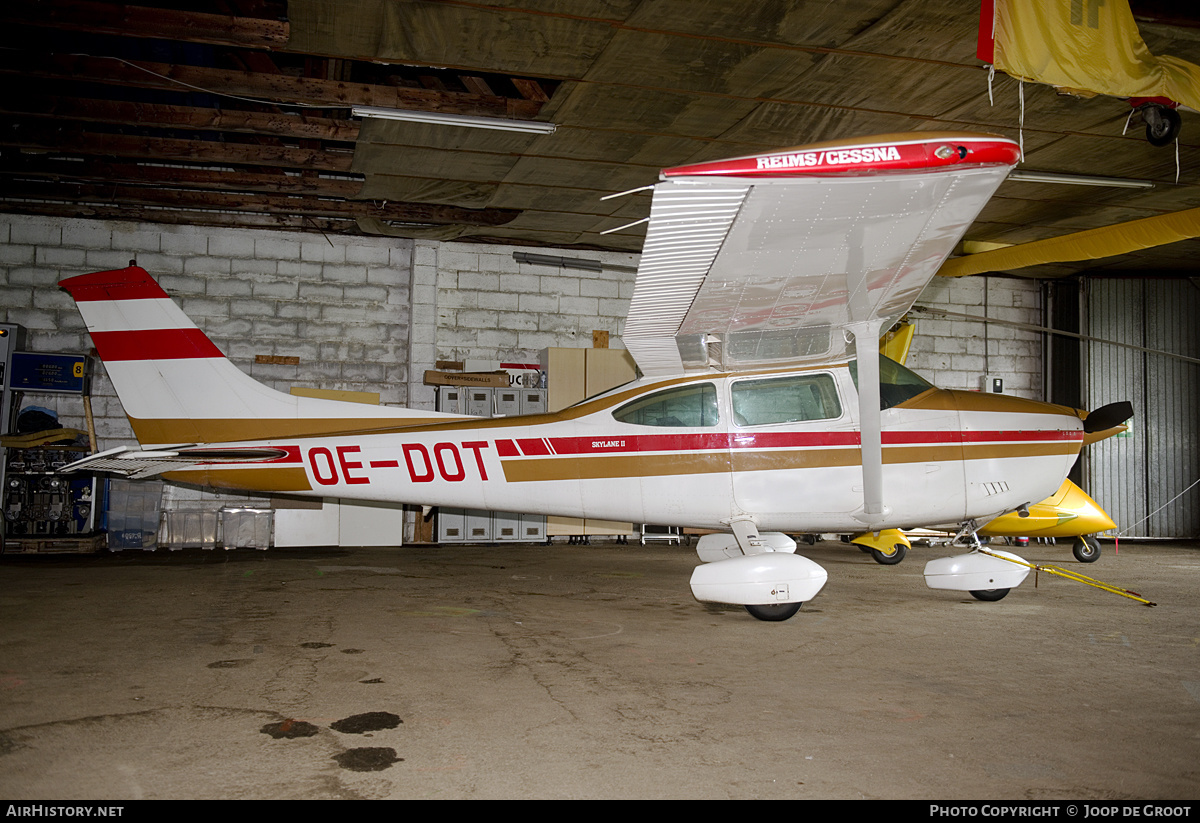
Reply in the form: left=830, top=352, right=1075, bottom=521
left=60, top=446, right=200, bottom=479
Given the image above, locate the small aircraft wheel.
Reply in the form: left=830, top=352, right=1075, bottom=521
left=969, top=588, right=1010, bottom=602
left=745, top=602, right=803, bottom=622
left=870, top=543, right=907, bottom=566
left=1073, top=535, right=1101, bottom=563
left=1144, top=104, right=1182, bottom=147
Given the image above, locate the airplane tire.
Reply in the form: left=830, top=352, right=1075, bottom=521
left=969, top=588, right=1010, bottom=602
left=745, top=602, right=803, bottom=622
left=1073, top=536, right=1101, bottom=563
left=871, top=544, right=907, bottom=566
left=1145, top=105, right=1182, bottom=147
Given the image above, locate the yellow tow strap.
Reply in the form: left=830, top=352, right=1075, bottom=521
left=978, top=548, right=1156, bottom=607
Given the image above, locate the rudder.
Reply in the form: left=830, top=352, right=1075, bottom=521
left=61, top=266, right=454, bottom=447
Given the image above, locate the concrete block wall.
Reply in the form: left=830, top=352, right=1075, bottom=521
left=906, top=275, right=1043, bottom=399
left=406, top=238, right=1043, bottom=404
left=1, top=214, right=415, bottom=453
left=408, top=240, right=640, bottom=410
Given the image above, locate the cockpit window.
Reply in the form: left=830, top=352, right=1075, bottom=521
left=849, top=355, right=935, bottom=410
left=613, top=383, right=719, bottom=427
left=731, top=373, right=842, bottom=427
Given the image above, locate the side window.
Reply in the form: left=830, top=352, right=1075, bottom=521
left=613, top=383, right=719, bottom=427
left=731, top=374, right=842, bottom=427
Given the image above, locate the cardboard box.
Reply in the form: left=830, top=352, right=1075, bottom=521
left=423, top=370, right=510, bottom=387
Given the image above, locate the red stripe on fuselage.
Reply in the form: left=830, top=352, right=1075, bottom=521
left=90, top=328, right=224, bottom=361
left=528, top=429, right=1082, bottom=457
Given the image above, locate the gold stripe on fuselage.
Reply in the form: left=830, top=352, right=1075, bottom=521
left=132, top=416, right=460, bottom=446
left=501, top=442, right=1080, bottom=483
left=162, top=466, right=312, bottom=492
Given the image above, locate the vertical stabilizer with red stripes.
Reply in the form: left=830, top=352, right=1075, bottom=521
left=61, top=266, right=453, bottom=447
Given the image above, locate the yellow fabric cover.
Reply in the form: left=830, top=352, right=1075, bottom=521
left=992, top=0, right=1200, bottom=109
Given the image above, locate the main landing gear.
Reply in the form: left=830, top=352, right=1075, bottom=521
left=689, top=520, right=828, bottom=622
left=849, top=528, right=911, bottom=565
left=744, top=602, right=804, bottom=622
left=1073, top=535, right=1101, bottom=563
left=922, top=521, right=1031, bottom=602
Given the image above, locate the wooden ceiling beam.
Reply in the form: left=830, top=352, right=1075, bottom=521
left=0, top=200, right=361, bottom=234
left=2, top=124, right=356, bottom=172
left=0, top=178, right=520, bottom=226
left=3, top=50, right=544, bottom=119
left=0, top=1, right=289, bottom=51
left=0, top=153, right=365, bottom=198
left=1, top=96, right=361, bottom=143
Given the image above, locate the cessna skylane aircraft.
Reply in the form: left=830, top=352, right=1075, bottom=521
left=60, top=132, right=1132, bottom=621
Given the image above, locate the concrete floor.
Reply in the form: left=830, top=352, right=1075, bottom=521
left=1, top=537, right=1197, bottom=800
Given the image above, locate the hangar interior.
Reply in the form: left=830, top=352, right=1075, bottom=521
left=1, top=0, right=1197, bottom=540
left=2, top=0, right=1200, bottom=802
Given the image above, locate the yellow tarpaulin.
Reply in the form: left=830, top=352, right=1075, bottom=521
left=991, top=0, right=1200, bottom=110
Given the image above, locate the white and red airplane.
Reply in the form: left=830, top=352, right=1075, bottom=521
left=59, top=132, right=1131, bottom=620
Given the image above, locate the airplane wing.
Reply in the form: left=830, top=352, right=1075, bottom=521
left=622, top=133, right=1022, bottom=378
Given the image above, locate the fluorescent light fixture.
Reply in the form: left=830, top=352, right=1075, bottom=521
left=352, top=106, right=556, bottom=134
left=1009, top=170, right=1154, bottom=189
left=513, top=252, right=637, bottom=273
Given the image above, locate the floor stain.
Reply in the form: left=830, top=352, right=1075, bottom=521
left=333, top=747, right=401, bottom=772
left=207, top=659, right=254, bottom=669
left=300, top=642, right=334, bottom=649
left=360, top=678, right=384, bottom=684
left=331, top=711, right=402, bottom=734
left=260, top=719, right=321, bottom=739
left=340, top=648, right=365, bottom=654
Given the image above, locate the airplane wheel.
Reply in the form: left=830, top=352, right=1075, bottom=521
left=1144, top=104, right=1182, bottom=147
left=745, top=602, right=803, bottom=621
left=969, top=588, right=1010, bottom=602
left=871, top=544, right=907, bottom=565
left=1073, top=536, right=1101, bottom=563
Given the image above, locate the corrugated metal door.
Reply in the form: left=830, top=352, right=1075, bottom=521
left=1085, top=278, right=1200, bottom=538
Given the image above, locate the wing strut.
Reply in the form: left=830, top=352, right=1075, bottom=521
left=850, top=319, right=888, bottom=525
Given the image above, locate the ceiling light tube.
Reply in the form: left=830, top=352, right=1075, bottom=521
left=1008, top=170, right=1154, bottom=189
left=352, top=106, right=556, bottom=134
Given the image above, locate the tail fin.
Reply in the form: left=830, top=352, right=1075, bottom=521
left=61, top=266, right=456, bottom=447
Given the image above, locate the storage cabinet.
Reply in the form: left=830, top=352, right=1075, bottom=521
left=539, top=347, right=638, bottom=538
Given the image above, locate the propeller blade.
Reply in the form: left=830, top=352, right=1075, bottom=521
left=1084, top=401, right=1134, bottom=434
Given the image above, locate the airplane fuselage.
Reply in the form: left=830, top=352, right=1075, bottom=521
left=164, top=363, right=1085, bottom=534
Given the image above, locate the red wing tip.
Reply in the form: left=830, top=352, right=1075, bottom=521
left=662, top=133, right=1021, bottom=180
left=60, top=266, right=169, bottom=301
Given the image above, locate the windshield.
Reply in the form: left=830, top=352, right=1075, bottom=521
left=849, top=355, right=935, bottom=410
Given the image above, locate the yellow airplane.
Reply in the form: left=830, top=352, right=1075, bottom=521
left=846, top=322, right=1120, bottom=568
left=60, top=132, right=1132, bottom=620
